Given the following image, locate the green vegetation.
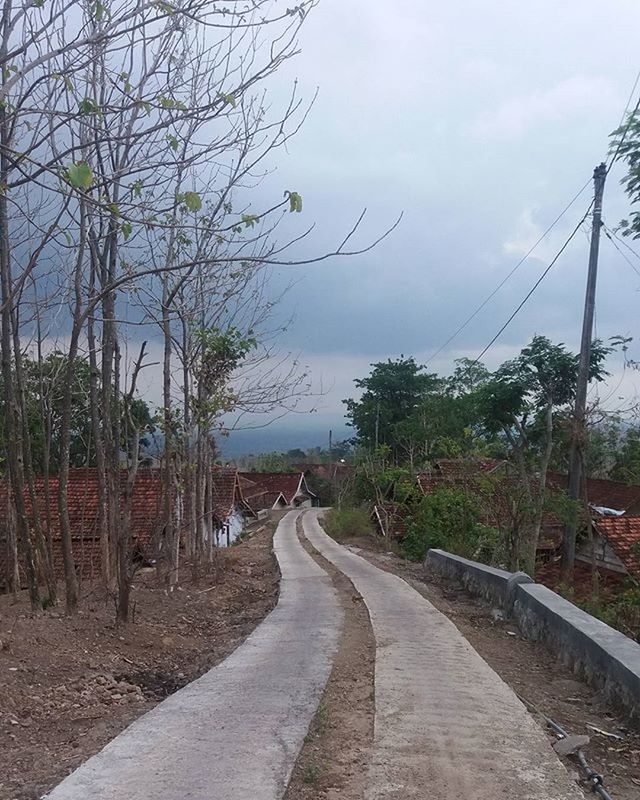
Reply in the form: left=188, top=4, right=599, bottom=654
left=401, top=487, right=499, bottom=563
left=322, top=507, right=374, bottom=540
left=342, top=336, right=624, bottom=575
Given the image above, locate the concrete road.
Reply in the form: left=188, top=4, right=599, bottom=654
left=302, top=509, right=584, bottom=800
left=45, top=511, right=342, bottom=800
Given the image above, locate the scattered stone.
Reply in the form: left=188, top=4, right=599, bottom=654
left=553, top=735, right=590, bottom=756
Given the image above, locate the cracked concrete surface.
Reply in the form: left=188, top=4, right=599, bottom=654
left=302, top=509, right=585, bottom=800
left=44, top=510, right=342, bottom=800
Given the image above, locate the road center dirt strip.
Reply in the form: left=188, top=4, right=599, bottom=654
left=302, top=509, right=584, bottom=800
left=45, top=511, right=342, bottom=800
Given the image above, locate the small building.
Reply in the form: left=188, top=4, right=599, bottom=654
left=238, top=471, right=317, bottom=510
left=0, top=468, right=163, bottom=591
left=209, top=467, right=251, bottom=547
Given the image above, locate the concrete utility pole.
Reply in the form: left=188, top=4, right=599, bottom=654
left=560, top=162, right=607, bottom=583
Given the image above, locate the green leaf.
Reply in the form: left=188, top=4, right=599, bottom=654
left=285, top=190, right=303, bottom=213
left=94, top=0, right=106, bottom=21
left=131, top=180, right=143, bottom=198
left=167, top=134, right=179, bottom=151
left=158, top=95, right=175, bottom=109
left=241, top=213, right=259, bottom=228
left=78, top=97, right=100, bottom=114
left=122, top=221, right=132, bottom=240
left=218, top=92, right=236, bottom=108
left=65, top=162, right=93, bottom=189
left=184, top=191, right=202, bottom=212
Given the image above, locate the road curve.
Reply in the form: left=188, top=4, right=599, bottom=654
left=45, top=510, right=342, bottom=800
left=302, top=509, right=584, bottom=800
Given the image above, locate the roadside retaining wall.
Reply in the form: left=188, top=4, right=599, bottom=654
left=425, top=549, right=640, bottom=718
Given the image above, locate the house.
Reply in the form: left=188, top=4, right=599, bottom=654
left=209, top=467, right=251, bottom=546
left=0, top=466, right=257, bottom=591
left=238, top=471, right=317, bottom=509
left=545, top=471, right=640, bottom=516
left=578, top=516, right=640, bottom=578
left=237, top=473, right=286, bottom=517
left=0, top=468, right=164, bottom=591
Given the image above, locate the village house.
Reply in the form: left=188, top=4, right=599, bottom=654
left=237, top=471, right=317, bottom=512
left=0, top=466, right=256, bottom=592
left=413, top=458, right=640, bottom=589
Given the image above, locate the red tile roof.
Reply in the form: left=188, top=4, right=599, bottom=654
left=593, top=517, right=640, bottom=577
left=211, top=467, right=241, bottom=522
left=294, top=463, right=355, bottom=482
left=237, top=472, right=313, bottom=505
left=0, top=468, right=163, bottom=549
left=537, top=559, right=628, bottom=602
left=546, top=472, right=640, bottom=513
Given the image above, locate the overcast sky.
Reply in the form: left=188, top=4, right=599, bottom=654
left=187, top=2, right=640, bottom=453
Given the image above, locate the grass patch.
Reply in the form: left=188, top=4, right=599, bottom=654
left=302, top=762, right=322, bottom=785
left=322, top=506, right=374, bottom=540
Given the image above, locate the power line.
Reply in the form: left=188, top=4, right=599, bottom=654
left=603, top=224, right=640, bottom=279
left=427, top=66, right=640, bottom=370
left=473, top=204, right=593, bottom=365
left=604, top=224, right=640, bottom=263
left=423, top=178, right=592, bottom=367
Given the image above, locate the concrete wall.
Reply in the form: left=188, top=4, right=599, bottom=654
left=425, top=548, right=640, bottom=718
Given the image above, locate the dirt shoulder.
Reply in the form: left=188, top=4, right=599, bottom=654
left=0, top=517, right=281, bottom=800
left=338, top=535, right=640, bottom=800
left=283, top=518, right=375, bottom=800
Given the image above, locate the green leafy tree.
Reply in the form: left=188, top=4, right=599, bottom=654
left=474, top=335, right=610, bottom=574
left=611, top=426, right=640, bottom=484
left=611, top=111, right=640, bottom=238
left=344, top=357, right=443, bottom=461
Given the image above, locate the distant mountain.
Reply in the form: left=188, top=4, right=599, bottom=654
left=219, top=423, right=351, bottom=457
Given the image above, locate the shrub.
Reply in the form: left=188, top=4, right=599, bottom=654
left=402, top=487, right=494, bottom=562
left=322, top=506, right=374, bottom=540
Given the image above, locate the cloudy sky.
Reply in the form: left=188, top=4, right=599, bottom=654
left=217, top=1, right=640, bottom=453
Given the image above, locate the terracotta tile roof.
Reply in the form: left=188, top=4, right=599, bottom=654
left=294, top=463, right=355, bottom=481
left=237, top=472, right=314, bottom=505
left=0, top=468, right=163, bottom=549
left=593, top=517, right=640, bottom=577
left=537, top=559, right=628, bottom=602
left=546, top=472, right=640, bottom=513
left=210, top=467, right=240, bottom=522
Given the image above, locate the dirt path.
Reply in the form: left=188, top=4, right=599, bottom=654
left=304, top=510, right=584, bottom=800
left=340, top=539, right=640, bottom=800
left=0, top=518, right=280, bottom=800
left=283, top=518, right=375, bottom=800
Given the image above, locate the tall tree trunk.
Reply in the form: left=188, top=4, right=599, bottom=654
left=161, top=286, right=178, bottom=589
left=0, top=20, right=39, bottom=606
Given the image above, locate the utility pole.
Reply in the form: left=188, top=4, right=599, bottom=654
left=560, top=162, right=607, bottom=583
left=329, top=429, right=333, bottom=462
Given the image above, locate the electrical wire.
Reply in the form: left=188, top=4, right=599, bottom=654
left=426, top=64, right=640, bottom=370
left=472, top=203, right=593, bottom=365
left=603, top=224, right=640, bottom=279
left=423, top=179, right=592, bottom=367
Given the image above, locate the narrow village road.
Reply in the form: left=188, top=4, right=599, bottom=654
left=44, top=511, right=342, bottom=800
left=302, top=509, right=585, bottom=800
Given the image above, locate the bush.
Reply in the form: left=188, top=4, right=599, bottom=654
left=402, top=487, right=495, bottom=562
left=322, top=506, right=374, bottom=540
